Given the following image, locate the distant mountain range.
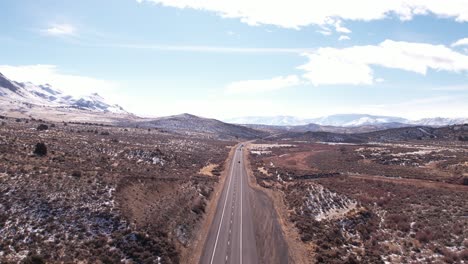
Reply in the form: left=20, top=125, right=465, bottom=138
left=1, top=71, right=466, bottom=140
left=225, top=114, right=468, bottom=127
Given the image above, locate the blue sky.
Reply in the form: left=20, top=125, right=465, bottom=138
left=1, top=0, right=468, bottom=120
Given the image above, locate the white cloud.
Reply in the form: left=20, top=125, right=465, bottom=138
left=451, top=37, right=468, bottom=47
left=333, top=20, right=351, bottom=34
left=432, top=84, right=468, bottom=91
left=42, top=24, right=76, bottom=36
left=87, top=43, right=315, bottom=53
left=225, top=75, right=301, bottom=93
left=360, top=95, right=468, bottom=119
left=0, top=65, right=117, bottom=98
left=298, top=40, right=468, bottom=85
left=137, top=0, right=468, bottom=30
left=317, top=30, right=332, bottom=36
left=338, top=35, right=351, bottom=41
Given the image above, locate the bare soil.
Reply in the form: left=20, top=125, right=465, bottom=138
left=244, top=143, right=311, bottom=264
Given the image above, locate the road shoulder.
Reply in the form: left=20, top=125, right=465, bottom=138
left=243, top=143, right=312, bottom=264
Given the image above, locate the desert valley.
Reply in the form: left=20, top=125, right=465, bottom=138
left=0, top=71, right=467, bottom=264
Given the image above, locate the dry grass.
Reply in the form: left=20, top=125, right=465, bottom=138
left=198, top=163, right=218, bottom=176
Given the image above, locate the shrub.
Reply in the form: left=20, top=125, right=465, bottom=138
left=22, top=254, right=46, bottom=264
left=386, top=213, right=410, bottom=232
left=33, top=143, right=47, bottom=156
left=459, top=249, right=468, bottom=260
left=462, top=177, right=468, bottom=186
left=191, top=197, right=206, bottom=214
left=71, top=171, right=82, bottom=177
left=100, top=131, right=110, bottom=136
left=36, top=124, right=48, bottom=131
left=415, top=229, right=432, bottom=243
left=441, top=248, right=459, bottom=263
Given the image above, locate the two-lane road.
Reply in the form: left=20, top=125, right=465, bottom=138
left=199, top=145, right=258, bottom=264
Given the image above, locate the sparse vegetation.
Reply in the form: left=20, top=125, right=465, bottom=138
left=0, top=120, right=233, bottom=263
left=36, top=124, right=48, bottom=131
left=33, top=142, right=47, bottom=156
left=248, top=139, right=468, bottom=263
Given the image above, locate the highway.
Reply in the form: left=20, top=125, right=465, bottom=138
left=199, top=145, right=259, bottom=264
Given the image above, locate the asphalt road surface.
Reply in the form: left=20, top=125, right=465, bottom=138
left=199, top=145, right=259, bottom=264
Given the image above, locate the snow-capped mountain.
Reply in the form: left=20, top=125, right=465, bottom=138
left=72, top=93, right=127, bottom=114
left=0, top=72, right=128, bottom=114
left=307, top=114, right=409, bottom=127
left=226, top=114, right=467, bottom=128
left=226, top=114, right=408, bottom=127
left=225, top=116, right=308, bottom=126
left=411, top=117, right=468, bottom=127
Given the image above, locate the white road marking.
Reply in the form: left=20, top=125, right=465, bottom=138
left=240, top=151, right=243, bottom=264
left=209, top=148, right=238, bottom=264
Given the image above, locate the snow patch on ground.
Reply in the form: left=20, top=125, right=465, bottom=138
left=302, top=184, right=359, bottom=221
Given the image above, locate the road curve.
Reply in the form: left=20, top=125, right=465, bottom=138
left=199, top=144, right=258, bottom=264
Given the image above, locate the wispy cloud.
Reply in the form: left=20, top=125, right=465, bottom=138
left=333, top=20, right=351, bottom=34
left=42, top=23, right=76, bottom=36
left=432, top=85, right=468, bottom=91
left=359, top=95, right=468, bottom=119
left=74, top=41, right=317, bottom=54
left=338, top=35, right=350, bottom=41
left=225, top=75, right=301, bottom=94
left=317, top=30, right=332, bottom=36
left=39, top=25, right=316, bottom=54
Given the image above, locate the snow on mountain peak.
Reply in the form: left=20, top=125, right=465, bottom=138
left=0, top=72, right=129, bottom=115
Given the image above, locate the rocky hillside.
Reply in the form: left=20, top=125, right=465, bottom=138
left=129, top=113, right=268, bottom=140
